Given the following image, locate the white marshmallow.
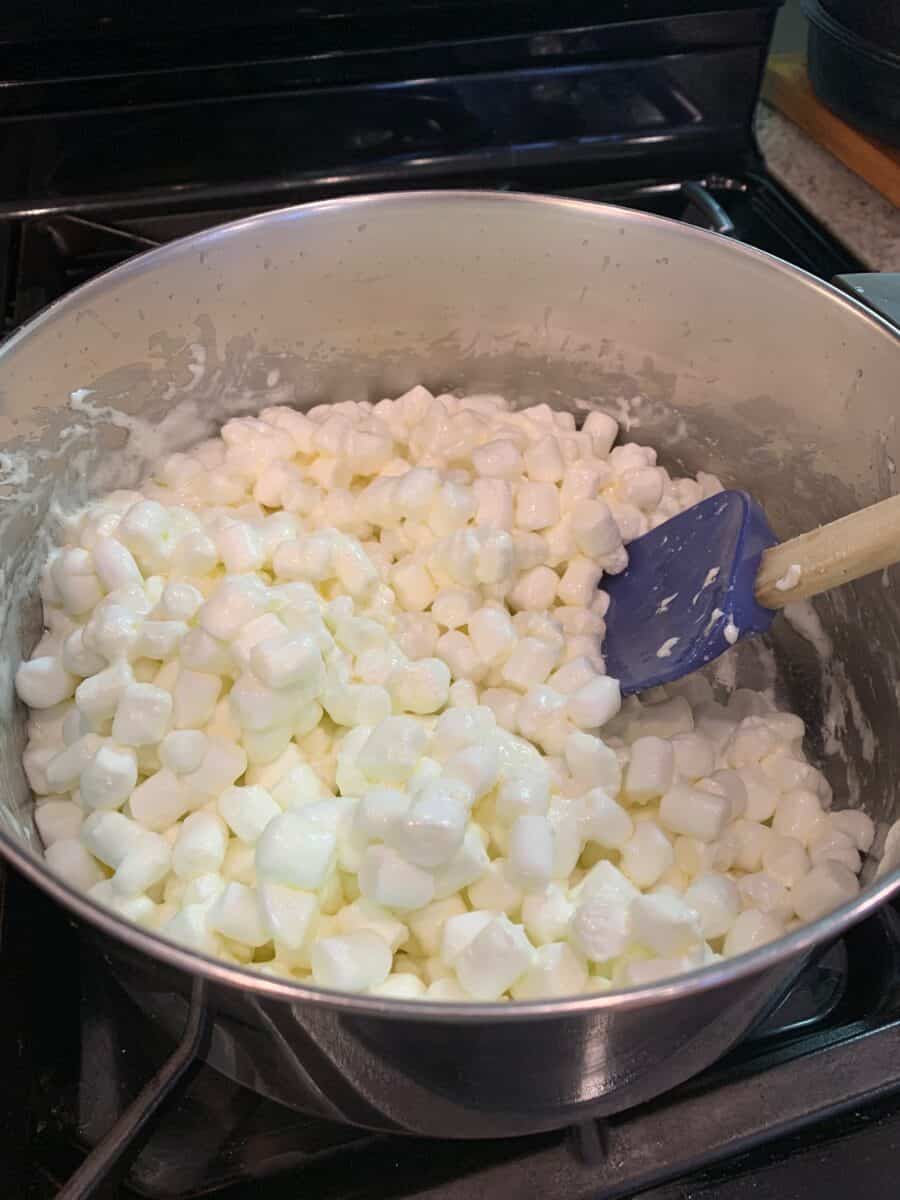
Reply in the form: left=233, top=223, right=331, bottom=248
left=387, top=792, right=468, bottom=868
left=521, top=883, right=574, bottom=944
left=467, top=860, right=523, bottom=915
left=792, top=862, right=859, bottom=922
left=357, top=717, right=427, bottom=784
left=45, top=838, right=106, bottom=891
left=80, top=744, right=138, bottom=811
left=620, top=822, right=674, bottom=889
left=219, top=785, right=281, bottom=843
left=723, top=909, right=783, bottom=956
left=682, top=870, right=741, bottom=939
left=566, top=675, right=621, bottom=730
left=81, top=810, right=147, bottom=868
left=454, top=915, right=534, bottom=1000
left=507, top=814, right=555, bottom=890
left=209, top=881, right=269, bottom=947
left=660, top=784, right=730, bottom=843
left=171, top=812, right=229, bottom=879
left=630, top=892, right=704, bottom=956
left=159, top=730, right=208, bottom=775
left=130, top=769, right=191, bottom=831
left=16, top=657, right=77, bottom=709
left=112, top=683, right=172, bottom=746
left=45, top=733, right=103, bottom=793
left=35, top=798, right=84, bottom=847
left=388, top=658, right=451, bottom=715
left=258, top=881, right=318, bottom=951
left=256, top=812, right=338, bottom=891
left=580, top=788, right=634, bottom=850
left=112, top=832, right=172, bottom=897
left=312, top=931, right=393, bottom=992
left=358, top=845, right=435, bottom=911
left=515, top=481, right=560, bottom=531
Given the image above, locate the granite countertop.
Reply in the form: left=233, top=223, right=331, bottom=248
left=756, top=102, right=900, bottom=273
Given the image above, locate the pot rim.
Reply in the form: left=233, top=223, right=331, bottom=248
left=2, top=188, right=898, bottom=1022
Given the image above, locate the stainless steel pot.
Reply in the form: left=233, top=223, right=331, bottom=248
left=0, top=191, right=898, bottom=1139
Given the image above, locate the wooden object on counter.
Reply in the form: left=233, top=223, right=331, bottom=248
left=762, top=54, right=900, bottom=210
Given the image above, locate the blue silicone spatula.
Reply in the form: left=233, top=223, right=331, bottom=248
left=602, top=489, right=900, bottom=695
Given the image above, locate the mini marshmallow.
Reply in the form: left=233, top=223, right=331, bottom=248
left=569, top=893, right=630, bottom=962
left=258, top=881, right=318, bottom=951
left=172, top=812, right=229, bottom=879
left=388, top=658, right=451, bottom=715
left=515, top=481, right=560, bottom=532
left=358, top=844, right=435, bottom=911
left=660, top=784, right=730, bottom=843
left=468, top=607, right=516, bottom=666
left=81, top=810, right=147, bottom=868
left=762, top=834, right=810, bottom=889
left=45, top=733, right=103, bottom=793
left=112, top=831, right=171, bottom=897
left=501, top=637, right=561, bottom=690
left=256, top=812, right=338, bottom=891
left=130, top=769, right=191, bottom=831
left=792, top=862, right=859, bottom=922
left=566, top=675, right=621, bottom=730
left=624, top=736, right=674, bottom=802
left=35, top=798, right=84, bottom=847
left=219, top=785, right=281, bottom=843
left=620, top=822, right=674, bottom=889
left=454, top=915, right=535, bottom=1000
left=630, top=892, right=704, bottom=957
left=80, top=744, right=138, bottom=811
left=564, top=731, right=621, bottom=795
left=357, top=717, right=427, bottom=784
left=432, top=826, right=491, bottom=899
left=355, top=787, right=411, bottom=842
left=580, top=788, right=633, bottom=849
left=312, top=930, right=393, bottom=992
left=496, top=771, right=551, bottom=822
left=336, top=898, right=408, bottom=953
left=723, top=909, right=783, bottom=956
left=45, top=838, right=106, bottom=891
left=467, top=860, right=523, bottom=914
left=829, top=809, right=875, bottom=853
left=209, top=881, right=270, bottom=947
left=408, top=896, right=467, bottom=957
left=112, top=683, right=172, bottom=746
left=75, top=660, right=134, bottom=723
left=182, top=737, right=247, bottom=797
left=506, top=814, right=555, bottom=890
left=371, top=974, right=428, bottom=999
left=159, top=730, right=208, bottom=775
left=684, top=872, right=741, bottom=939
left=772, top=789, right=828, bottom=847
left=521, top=883, right=574, bottom=945
left=387, top=791, right=468, bottom=868
left=16, top=657, right=77, bottom=709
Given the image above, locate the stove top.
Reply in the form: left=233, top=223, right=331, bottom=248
left=5, top=865, right=900, bottom=1200
left=1, top=2, right=896, bottom=1197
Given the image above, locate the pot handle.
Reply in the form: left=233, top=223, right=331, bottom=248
left=833, top=273, right=900, bottom=331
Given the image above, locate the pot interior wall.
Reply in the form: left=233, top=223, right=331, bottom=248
left=0, top=193, right=897, bottom=876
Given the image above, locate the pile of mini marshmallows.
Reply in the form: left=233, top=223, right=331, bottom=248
left=17, top=388, right=871, bottom=1001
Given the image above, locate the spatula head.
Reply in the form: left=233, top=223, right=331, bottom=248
left=602, top=490, right=779, bottom=694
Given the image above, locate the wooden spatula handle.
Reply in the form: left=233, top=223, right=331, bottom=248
left=755, top=492, right=900, bottom=610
